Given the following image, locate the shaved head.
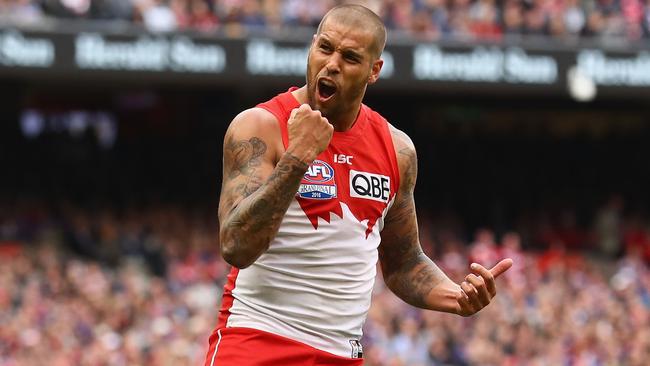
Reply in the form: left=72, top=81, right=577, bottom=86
left=316, top=4, right=387, bottom=60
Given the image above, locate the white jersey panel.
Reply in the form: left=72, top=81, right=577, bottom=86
left=226, top=200, right=390, bottom=357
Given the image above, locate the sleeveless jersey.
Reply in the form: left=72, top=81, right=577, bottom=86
left=216, top=88, right=400, bottom=358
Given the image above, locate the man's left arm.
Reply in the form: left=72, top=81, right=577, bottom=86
left=379, top=126, right=512, bottom=316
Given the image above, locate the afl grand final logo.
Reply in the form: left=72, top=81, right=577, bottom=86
left=297, top=160, right=337, bottom=199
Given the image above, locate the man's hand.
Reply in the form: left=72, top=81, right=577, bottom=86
left=380, top=125, right=515, bottom=316
left=287, top=104, right=333, bottom=164
left=455, top=258, right=513, bottom=317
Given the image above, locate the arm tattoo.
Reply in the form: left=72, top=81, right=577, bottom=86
left=225, top=136, right=267, bottom=180
left=220, top=134, right=308, bottom=267
left=219, top=136, right=267, bottom=214
left=379, top=139, right=447, bottom=309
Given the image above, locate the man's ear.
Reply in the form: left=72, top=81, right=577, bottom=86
left=368, top=59, right=384, bottom=85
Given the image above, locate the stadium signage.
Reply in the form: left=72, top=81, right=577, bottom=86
left=413, top=45, right=557, bottom=84
left=1, top=26, right=650, bottom=99
left=75, top=33, right=226, bottom=73
left=246, top=40, right=309, bottom=76
left=245, top=39, right=395, bottom=78
left=576, top=49, right=650, bottom=87
left=0, top=30, right=54, bottom=67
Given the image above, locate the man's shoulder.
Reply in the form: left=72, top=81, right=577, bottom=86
left=360, top=104, right=416, bottom=160
left=225, top=106, right=284, bottom=162
left=385, top=122, right=417, bottom=191
left=229, top=107, right=280, bottom=133
left=255, top=88, right=301, bottom=124
left=387, top=122, right=416, bottom=156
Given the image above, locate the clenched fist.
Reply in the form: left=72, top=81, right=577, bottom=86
left=287, top=104, right=334, bottom=164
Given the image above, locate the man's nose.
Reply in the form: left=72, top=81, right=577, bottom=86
left=325, top=53, right=341, bottom=74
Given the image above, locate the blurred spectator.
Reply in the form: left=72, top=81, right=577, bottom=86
left=595, top=194, right=624, bottom=257
left=563, top=0, right=586, bottom=37
left=140, top=0, right=177, bottom=32
left=0, top=0, right=43, bottom=23
left=170, top=0, right=191, bottom=29
left=623, top=214, right=650, bottom=264
left=189, top=0, right=217, bottom=31
left=41, top=0, right=91, bottom=18
left=502, top=0, right=524, bottom=36
left=468, top=0, right=501, bottom=40
left=90, top=0, right=133, bottom=20
left=469, top=227, right=500, bottom=268
left=447, top=0, right=473, bottom=39
left=644, top=0, right=650, bottom=37
left=597, top=0, right=627, bottom=37
left=523, top=5, right=548, bottom=35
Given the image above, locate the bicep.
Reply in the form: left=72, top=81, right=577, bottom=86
left=379, top=190, right=422, bottom=277
left=379, top=134, right=423, bottom=277
left=218, top=110, right=280, bottom=224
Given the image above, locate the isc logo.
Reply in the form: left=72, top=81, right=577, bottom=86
left=349, top=170, right=390, bottom=203
left=304, top=160, right=334, bottom=183
left=333, top=154, right=353, bottom=165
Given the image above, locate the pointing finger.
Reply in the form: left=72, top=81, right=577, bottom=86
left=489, top=258, right=514, bottom=279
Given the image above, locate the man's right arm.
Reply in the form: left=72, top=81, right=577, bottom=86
left=218, top=105, right=332, bottom=268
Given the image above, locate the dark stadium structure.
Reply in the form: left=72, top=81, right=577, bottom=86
left=2, top=84, right=649, bottom=239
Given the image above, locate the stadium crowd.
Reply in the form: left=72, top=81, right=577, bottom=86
left=2, top=0, right=650, bottom=40
left=1, top=200, right=649, bottom=365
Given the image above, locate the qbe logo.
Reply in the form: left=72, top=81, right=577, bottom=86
left=298, top=160, right=337, bottom=200
left=350, top=170, right=390, bottom=203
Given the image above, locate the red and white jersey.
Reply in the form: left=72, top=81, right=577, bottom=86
left=216, top=88, right=400, bottom=358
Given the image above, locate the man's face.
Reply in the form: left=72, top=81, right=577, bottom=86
left=306, top=19, right=383, bottom=119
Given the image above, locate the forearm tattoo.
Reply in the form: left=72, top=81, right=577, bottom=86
left=219, top=135, right=308, bottom=265
left=379, top=143, right=447, bottom=309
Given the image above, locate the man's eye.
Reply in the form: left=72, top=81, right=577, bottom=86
left=345, top=55, right=359, bottom=63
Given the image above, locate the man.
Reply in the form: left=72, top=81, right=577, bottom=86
left=205, top=4, right=512, bottom=366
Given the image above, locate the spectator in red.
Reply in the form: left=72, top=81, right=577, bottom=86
left=624, top=215, right=650, bottom=264
left=170, top=0, right=191, bottom=29
left=468, top=0, right=502, bottom=40
left=469, top=227, right=500, bottom=268
left=189, top=0, right=218, bottom=31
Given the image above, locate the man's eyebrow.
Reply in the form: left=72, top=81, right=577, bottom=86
left=342, top=49, right=364, bottom=60
left=317, top=35, right=365, bottom=59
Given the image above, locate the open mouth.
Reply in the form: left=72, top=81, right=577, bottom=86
left=317, top=79, right=337, bottom=101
